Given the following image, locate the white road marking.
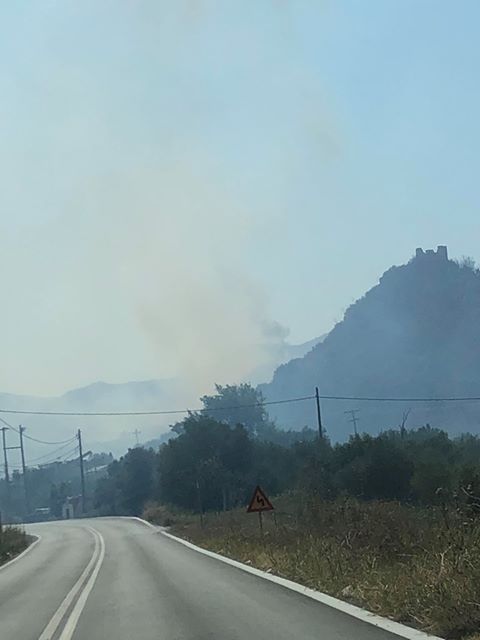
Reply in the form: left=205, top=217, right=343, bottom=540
left=125, top=516, right=158, bottom=530
left=0, top=535, right=41, bottom=572
left=57, top=526, right=105, bottom=640
left=38, top=526, right=105, bottom=640
left=130, top=517, right=443, bottom=640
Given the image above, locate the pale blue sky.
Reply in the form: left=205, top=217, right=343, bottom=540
left=1, top=1, right=479, bottom=396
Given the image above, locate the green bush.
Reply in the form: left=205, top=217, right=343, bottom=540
left=0, top=526, right=28, bottom=565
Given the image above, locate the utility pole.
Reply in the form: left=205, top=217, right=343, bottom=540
left=133, top=429, right=141, bottom=447
left=315, top=387, right=323, bottom=439
left=1, top=427, right=10, bottom=486
left=77, top=429, right=86, bottom=514
left=345, top=409, right=360, bottom=437
left=195, top=478, right=204, bottom=528
left=2, top=426, right=25, bottom=518
left=1, top=427, right=10, bottom=511
left=19, top=426, right=30, bottom=515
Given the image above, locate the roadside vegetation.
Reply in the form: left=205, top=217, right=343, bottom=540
left=0, top=525, right=29, bottom=566
left=93, top=383, right=480, bottom=639
left=95, top=393, right=480, bottom=519
left=0, top=452, right=112, bottom=521
left=164, top=496, right=480, bottom=640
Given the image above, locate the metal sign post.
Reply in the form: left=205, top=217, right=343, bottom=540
left=247, top=485, right=274, bottom=535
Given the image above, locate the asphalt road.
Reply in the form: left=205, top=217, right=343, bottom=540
left=0, top=517, right=415, bottom=640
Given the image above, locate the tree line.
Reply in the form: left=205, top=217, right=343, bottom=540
left=94, top=384, right=480, bottom=516
left=0, top=452, right=112, bottom=520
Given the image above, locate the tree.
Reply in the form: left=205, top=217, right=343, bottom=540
left=200, top=383, right=273, bottom=437
left=458, top=255, right=477, bottom=271
left=294, top=437, right=335, bottom=499
left=95, top=448, right=157, bottom=516
left=334, top=435, right=413, bottom=501
left=119, top=447, right=156, bottom=514
left=158, top=415, right=253, bottom=511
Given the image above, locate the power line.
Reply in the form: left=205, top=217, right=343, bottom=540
left=57, top=446, right=80, bottom=462
left=0, top=417, right=76, bottom=445
left=38, top=446, right=80, bottom=465
left=0, top=392, right=479, bottom=418
left=0, top=395, right=315, bottom=416
left=25, top=439, right=79, bottom=465
left=318, top=394, right=480, bottom=403
left=9, top=444, right=80, bottom=469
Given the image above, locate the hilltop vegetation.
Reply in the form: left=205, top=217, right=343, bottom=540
left=261, top=248, right=480, bottom=439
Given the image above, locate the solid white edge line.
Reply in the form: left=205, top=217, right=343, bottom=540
left=58, top=526, right=106, bottom=640
left=0, top=534, right=41, bottom=572
left=129, top=516, right=444, bottom=640
left=126, top=516, right=158, bottom=530
left=38, top=527, right=100, bottom=640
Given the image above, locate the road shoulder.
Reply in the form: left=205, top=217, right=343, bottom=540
left=130, top=517, right=444, bottom=640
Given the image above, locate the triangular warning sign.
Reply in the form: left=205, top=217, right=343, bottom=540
left=247, top=485, right=274, bottom=513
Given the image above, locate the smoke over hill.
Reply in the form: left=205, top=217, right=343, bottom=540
left=0, top=336, right=322, bottom=458
left=260, top=247, right=480, bottom=440
left=7, top=245, right=480, bottom=452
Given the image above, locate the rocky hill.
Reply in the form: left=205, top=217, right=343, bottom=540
left=260, top=247, right=480, bottom=440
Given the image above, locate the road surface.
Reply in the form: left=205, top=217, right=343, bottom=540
left=0, top=517, right=415, bottom=639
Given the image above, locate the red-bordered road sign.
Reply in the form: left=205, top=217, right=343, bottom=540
left=247, top=485, right=274, bottom=513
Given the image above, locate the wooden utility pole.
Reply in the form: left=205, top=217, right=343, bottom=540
left=1, top=427, right=11, bottom=521
left=1, top=427, right=9, bottom=488
left=315, top=387, right=323, bottom=439
left=77, top=429, right=86, bottom=514
left=19, top=426, right=30, bottom=514
left=195, top=478, right=204, bottom=528
left=2, top=426, right=24, bottom=519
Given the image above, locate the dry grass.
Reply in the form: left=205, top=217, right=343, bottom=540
left=142, top=501, right=177, bottom=527
left=166, top=496, right=480, bottom=639
left=0, top=526, right=29, bottom=566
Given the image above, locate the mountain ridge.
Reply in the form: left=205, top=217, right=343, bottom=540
left=260, top=246, right=480, bottom=440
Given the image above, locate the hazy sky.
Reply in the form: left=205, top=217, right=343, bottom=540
left=1, top=1, right=480, bottom=397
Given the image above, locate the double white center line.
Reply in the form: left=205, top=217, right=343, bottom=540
left=38, top=526, right=105, bottom=640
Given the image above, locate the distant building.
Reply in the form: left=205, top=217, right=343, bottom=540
left=61, top=495, right=82, bottom=519
left=33, top=507, right=51, bottom=522
left=415, top=245, right=448, bottom=261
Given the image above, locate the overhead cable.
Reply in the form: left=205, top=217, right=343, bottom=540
left=0, top=416, right=76, bottom=445
left=0, top=392, right=480, bottom=419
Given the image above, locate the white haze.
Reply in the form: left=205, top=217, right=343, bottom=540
left=2, top=1, right=478, bottom=451
left=0, top=1, right=330, bottom=407
left=69, top=156, right=294, bottom=404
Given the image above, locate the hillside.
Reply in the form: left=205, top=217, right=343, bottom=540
left=0, top=379, right=184, bottom=458
left=260, top=246, right=480, bottom=440
left=0, top=337, right=322, bottom=457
